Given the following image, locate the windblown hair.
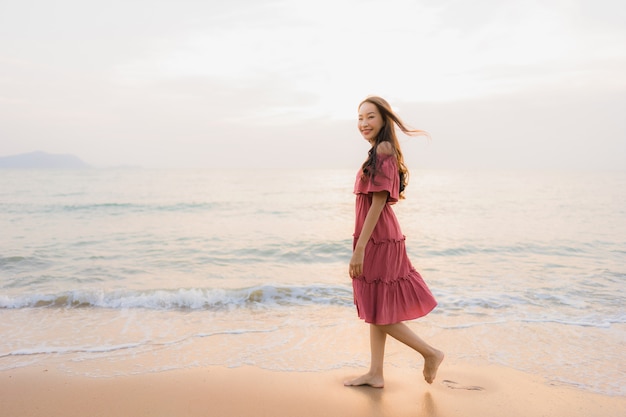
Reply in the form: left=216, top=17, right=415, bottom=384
left=359, top=96, right=429, bottom=199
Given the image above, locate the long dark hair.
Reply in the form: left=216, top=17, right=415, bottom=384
left=359, top=96, right=429, bottom=198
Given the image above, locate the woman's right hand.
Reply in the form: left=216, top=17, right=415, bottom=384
left=349, top=248, right=365, bottom=279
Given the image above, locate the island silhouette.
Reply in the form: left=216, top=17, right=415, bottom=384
left=0, top=151, right=90, bottom=169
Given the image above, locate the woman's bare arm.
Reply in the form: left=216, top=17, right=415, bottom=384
left=349, top=191, right=388, bottom=278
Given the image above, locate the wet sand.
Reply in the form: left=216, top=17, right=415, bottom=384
left=1, top=362, right=624, bottom=417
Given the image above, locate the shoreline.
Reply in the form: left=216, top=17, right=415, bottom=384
left=1, top=362, right=624, bottom=417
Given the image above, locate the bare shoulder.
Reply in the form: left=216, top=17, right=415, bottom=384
left=376, top=141, right=394, bottom=155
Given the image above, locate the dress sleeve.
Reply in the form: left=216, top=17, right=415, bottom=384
left=354, top=154, right=400, bottom=204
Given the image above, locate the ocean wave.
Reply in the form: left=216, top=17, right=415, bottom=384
left=0, top=327, right=280, bottom=360
left=0, top=342, right=144, bottom=358
left=438, top=317, right=622, bottom=330
left=224, top=241, right=351, bottom=264
left=0, top=256, right=28, bottom=266
left=0, top=255, right=50, bottom=272
left=0, top=284, right=354, bottom=310
left=67, top=202, right=222, bottom=213
left=0, top=201, right=228, bottom=215
left=421, top=242, right=592, bottom=258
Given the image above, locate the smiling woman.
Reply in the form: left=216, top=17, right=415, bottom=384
left=345, top=96, right=442, bottom=388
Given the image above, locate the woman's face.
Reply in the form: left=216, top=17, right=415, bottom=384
left=358, top=102, right=384, bottom=144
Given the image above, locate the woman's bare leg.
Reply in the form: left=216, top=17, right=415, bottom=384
left=344, top=324, right=387, bottom=388
left=378, top=322, right=444, bottom=384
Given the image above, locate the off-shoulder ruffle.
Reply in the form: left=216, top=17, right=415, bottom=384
left=354, top=153, right=399, bottom=204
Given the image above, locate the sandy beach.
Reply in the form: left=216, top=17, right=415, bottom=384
left=2, top=362, right=624, bottom=417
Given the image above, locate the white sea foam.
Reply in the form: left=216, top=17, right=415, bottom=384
left=0, top=284, right=355, bottom=310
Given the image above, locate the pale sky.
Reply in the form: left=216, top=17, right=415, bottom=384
left=1, top=0, right=625, bottom=169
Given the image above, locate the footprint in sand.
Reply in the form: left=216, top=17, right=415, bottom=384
left=442, top=380, right=485, bottom=391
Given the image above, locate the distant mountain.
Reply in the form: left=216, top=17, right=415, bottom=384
left=0, top=151, right=90, bottom=169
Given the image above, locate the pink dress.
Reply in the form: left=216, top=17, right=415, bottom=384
left=352, top=153, right=437, bottom=325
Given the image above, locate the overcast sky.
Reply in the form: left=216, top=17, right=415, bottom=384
left=1, top=0, right=624, bottom=169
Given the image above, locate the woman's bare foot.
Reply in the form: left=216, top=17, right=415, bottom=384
left=344, top=372, right=384, bottom=388
left=423, top=349, right=444, bottom=384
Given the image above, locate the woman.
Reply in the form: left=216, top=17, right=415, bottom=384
left=344, top=96, right=444, bottom=388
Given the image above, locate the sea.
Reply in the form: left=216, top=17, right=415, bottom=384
left=1, top=167, right=624, bottom=396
